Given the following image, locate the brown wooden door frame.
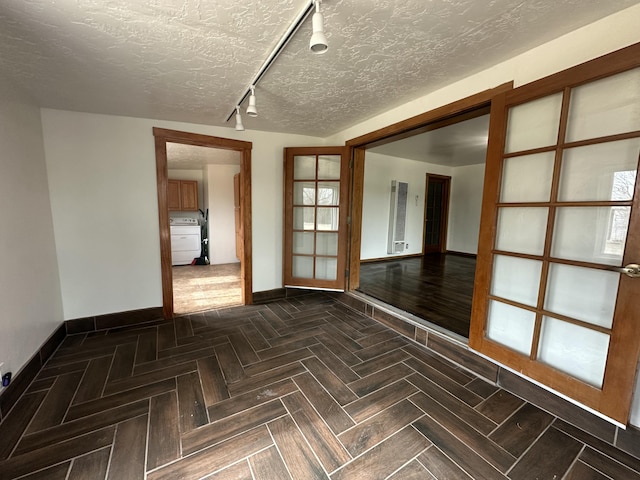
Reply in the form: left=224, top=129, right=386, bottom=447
left=423, top=174, right=451, bottom=254
left=345, top=82, right=513, bottom=290
left=153, top=127, right=253, bottom=318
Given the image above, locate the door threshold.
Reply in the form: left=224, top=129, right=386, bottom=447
left=347, top=290, right=469, bottom=347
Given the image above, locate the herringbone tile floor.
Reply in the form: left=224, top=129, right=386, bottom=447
left=1, top=294, right=640, bottom=479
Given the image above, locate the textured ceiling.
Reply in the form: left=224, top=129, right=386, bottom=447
left=0, top=0, right=636, bottom=137
left=167, top=142, right=241, bottom=169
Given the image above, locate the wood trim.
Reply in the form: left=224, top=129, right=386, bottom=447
left=445, top=250, right=477, bottom=258
left=348, top=147, right=366, bottom=290
left=468, top=92, right=508, bottom=350
left=152, top=128, right=252, bottom=151
left=346, top=82, right=513, bottom=148
left=153, top=128, right=253, bottom=318
left=422, top=174, right=451, bottom=254
left=154, top=135, right=173, bottom=319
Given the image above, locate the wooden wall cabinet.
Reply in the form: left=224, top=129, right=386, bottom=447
left=168, top=179, right=198, bottom=211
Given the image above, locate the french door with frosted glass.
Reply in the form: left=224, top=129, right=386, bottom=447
left=469, top=44, right=640, bottom=424
left=284, top=147, right=349, bottom=290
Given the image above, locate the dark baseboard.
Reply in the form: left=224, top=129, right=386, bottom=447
left=360, top=253, right=423, bottom=263
left=253, top=287, right=318, bottom=304
left=329, top=291, right=640, bottom=462
left=445, top=250, right=477, bottom=258
left=0, top=323, right=66, bottom=421
left=252, top=288, right=287, bottom=304
left=65, top=306, right=164, bottom=334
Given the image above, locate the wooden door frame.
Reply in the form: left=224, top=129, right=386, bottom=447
left=346, top=82, right=513, bottom=290
left=423, top=174, right=451, bottom=254
left=153, top=127, right=253, bottom=318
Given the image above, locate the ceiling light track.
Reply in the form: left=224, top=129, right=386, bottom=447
left=225, top=0, right=327, bottom=126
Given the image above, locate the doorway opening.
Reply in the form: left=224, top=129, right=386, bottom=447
left=347, top=83, right=512, bottom=339
left=153, top=128, right=253, bottom=319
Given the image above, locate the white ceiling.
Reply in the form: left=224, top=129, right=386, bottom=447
left=0, top=1, right=636, bottom=138
left=369, top=114, right=490, bottom=166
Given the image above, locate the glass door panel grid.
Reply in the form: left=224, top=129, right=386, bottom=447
left=487, top=73, right=640, bottom=388
left=292, top=155, right=341, bottom=281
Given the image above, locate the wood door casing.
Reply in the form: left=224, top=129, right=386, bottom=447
left=469, top=43, right=640, bottom=424
left=423, top=174, right=451, bottom=254
left=284, top=147, right=349, bottom=291
left=153, top=128, right=253, bottom=317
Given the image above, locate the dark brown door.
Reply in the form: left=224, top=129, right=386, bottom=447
left=423, top=174, right=450, bottom=254
left=284, top=147, right=349, bottom=290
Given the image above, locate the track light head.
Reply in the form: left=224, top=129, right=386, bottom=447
left=246, top=86, right=258, bottom=117
left=310, top=0, right=328, bottom=54
left=235, top=106, right=245, bottom=131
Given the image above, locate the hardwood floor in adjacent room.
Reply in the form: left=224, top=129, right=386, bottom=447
left=357, top=254, right=476, bottom=337
left=1, top=294, right=639, bottom=479
left=173, top=263, right=242, bottom=314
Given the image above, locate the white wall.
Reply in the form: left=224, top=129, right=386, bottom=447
left=207, top=164, right=241, bottom=265
left=0, top=76, right=63, bottom=386
left=361, top=152, right=452, bottom=260
left=41, top=109, right=324, bottom=319
left=447, top=163, right=485, bottom=254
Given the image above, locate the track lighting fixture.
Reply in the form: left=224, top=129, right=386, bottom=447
left=235, top=106, right=244, bottom=131
left=310, top=0, right=328, bottom=54
left=246, top=86, right=258, bottom=117
left=226, top=0, right=331, bottom=129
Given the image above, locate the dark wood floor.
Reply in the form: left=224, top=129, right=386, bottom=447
left=1, top=294, right=639, bottom=479
left=357, top=254, right=476, bottom=337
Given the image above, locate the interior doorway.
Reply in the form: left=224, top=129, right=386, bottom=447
left=153, top=128, right=253, bottom=319
left=423, top=174, right=451, bottom=254
left=166, top=142, right=243, bottom=314
left=347, top=84, right=512, bottom=338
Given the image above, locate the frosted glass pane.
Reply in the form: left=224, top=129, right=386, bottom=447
left=292, top=256, right=314, bottom=278
left=566, top=67, right=640, bottom=142
left=316, top=232, right=338, bottom=255
left=316, top=257, right=337, bottom=280
left=293, top=232, right=314, bottom=255
left=500, top=152, right=555, bottom=203
left=318, top=155, right=341, bottom=179
left=317, top=207, right=339, bottom=231
left=538, top=317, right=610, bottom=388
left=317, top=182, right=340, bottom=205
left=294, top=182, right=315, bottom=205
left=486, top=300, right=535, bottom=356
left=294, top=156, right=316, bottom=179
left=293, top=207, right=315, bottom=231
left=545, top=263, right=619, bottom=329
left=552, top=207, right=629, bottom=266
left=495, top=207, right=548, bottom=255
left=491, top=255, right=542, bottom=307
left=505, top=93, right=563, bottom=153
left=558, top=139, right=639, bottom=202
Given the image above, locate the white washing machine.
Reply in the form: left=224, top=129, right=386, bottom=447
left=170, top=217, right=201, bottom=265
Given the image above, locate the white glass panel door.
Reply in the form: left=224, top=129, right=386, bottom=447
left=470, top=49, right=640, bottom=424
left=284, top=148, right=348, bottom=290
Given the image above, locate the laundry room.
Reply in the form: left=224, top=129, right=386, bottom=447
left=166, top=142, right=242, bottom=313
